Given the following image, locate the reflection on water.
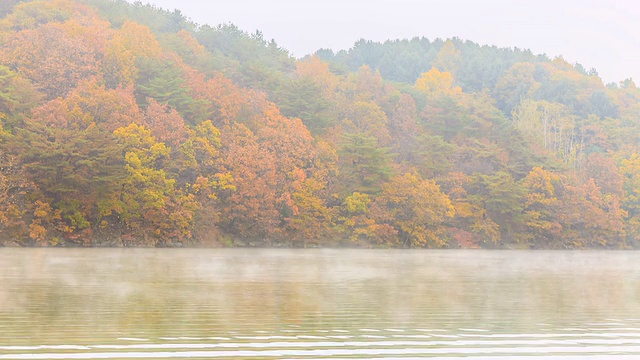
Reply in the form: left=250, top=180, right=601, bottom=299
left=0, top=249, right=639, bottom=358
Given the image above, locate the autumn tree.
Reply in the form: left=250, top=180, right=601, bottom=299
left=388, top=94, right=422, bottom=167
left=339, top=191, right=377, bottom=244
left=113, top=123, right=197, bottom=245
left=512, top=99, right=583, bottom=168
left=415, top=68, right=462, bottom=97
left=432, top=39, right=461, bottom=75
left=12, top=120, right=126, bottom=241
left=0, top=0, right=75, bottom=31
left=521, top=166, right=562, bottom=247
left=619, top=153, right=640, bottom=245
left=1, top=18, right=109, bottom=99
left=215, top=101, right=323, bottom=244
left=103, top=20, right=163, bottom=88
left=0, top=148, right=42, bottom=244
left=295, top=55, right=338, bottom=93
left=553, top=178, right=626, bottom=248
left=370, top=172, right=454, bottom=247
left=285, top=177, right=336, bottom=244
left=48, top=79, right=142, bottom=132
left=342, top=100, right=391, bottom=144
left=143, top=99, right=189, bottom=149
left=216, top=123, right=282, bottom=241
left=0, top=66, right=43, bottom=131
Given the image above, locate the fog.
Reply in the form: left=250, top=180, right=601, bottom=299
left=136, top=0, right=640, bottom=84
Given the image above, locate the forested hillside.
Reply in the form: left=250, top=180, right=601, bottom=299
left=1, top=0, right=639, bottom=248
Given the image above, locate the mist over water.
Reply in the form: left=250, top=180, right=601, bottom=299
left=1, top=249, right=639, bottom=359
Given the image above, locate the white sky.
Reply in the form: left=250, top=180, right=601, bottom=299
left=139, top=0, right=639, bottom=84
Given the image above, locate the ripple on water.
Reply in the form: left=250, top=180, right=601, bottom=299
left=4, top=345, right=640, bottom=359
left=5, top=332, right=640, bottom=359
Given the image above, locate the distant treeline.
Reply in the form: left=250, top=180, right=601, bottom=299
left=1, top=0, right=639, bottom=248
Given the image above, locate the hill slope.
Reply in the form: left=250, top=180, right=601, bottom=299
left=1, top=0, right=639, bottom=248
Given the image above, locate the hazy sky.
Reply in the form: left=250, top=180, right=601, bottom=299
left=139, top=0, right=639, bottom=84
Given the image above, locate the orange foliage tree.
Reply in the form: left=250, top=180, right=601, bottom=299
left=1, top=17, right=109, bottom=98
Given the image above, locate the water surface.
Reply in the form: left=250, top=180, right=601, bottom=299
left=1, top=249, right=639, bottom=359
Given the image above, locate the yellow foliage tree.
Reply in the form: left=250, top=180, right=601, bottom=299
left=433, top=39, right=461, bottom=74
left=415, top=68, right=462, bottom=97
left=103, top=21, right=163, bottom=87
left=371, top=172, right=455, bottom=247
left=295, top=55, right=337, bottom=93
left=521, top=166, right=562, bottom=246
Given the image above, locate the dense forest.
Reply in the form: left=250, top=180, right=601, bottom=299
left=1, top=0, right=639, bottom=248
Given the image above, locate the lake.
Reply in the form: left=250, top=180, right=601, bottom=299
left=1, top=249, right=640, bottom=359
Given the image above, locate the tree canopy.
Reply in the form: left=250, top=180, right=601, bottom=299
left=1, top=0, right=639, bottom=249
